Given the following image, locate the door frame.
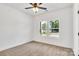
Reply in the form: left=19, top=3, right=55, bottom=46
left=73, top=3, right=79, bottom=56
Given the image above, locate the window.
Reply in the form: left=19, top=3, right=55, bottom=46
left=40, top=21, right=48, bottom=36
left=40, top=20, right=59, bottom=37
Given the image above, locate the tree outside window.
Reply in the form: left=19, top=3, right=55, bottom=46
left=40, top=20, right=59, bottom=36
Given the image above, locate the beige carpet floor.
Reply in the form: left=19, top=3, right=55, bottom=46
left=0, top=41, right=74, bottom=56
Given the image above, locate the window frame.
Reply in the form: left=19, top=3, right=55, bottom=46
left=40, top=20, right=59, bottom=37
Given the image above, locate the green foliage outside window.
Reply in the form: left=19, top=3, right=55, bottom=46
left=40, top=20, right=59, bottom=36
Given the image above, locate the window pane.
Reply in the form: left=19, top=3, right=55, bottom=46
left=54, top=20, right=59, bottom=28
left=48, top=20, right=59, bottom=29
left=40, top=21, right=48, bottom=35
left=48, top=21, right=54, bottom=29
left=52, top=29, right=59, bottom=33
left=41, top=21, right=47, bottom=30
left=48, top=20, right=59, bottom=33
left=49, top=29, right=59, bottom=33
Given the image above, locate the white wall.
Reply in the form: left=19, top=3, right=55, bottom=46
left=0, top=4, right=33, bottom=51
left=33, top=6, right=73, bottom=48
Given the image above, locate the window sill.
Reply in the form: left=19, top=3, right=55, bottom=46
left=41, top=33, right=59, bottom=37
left=49, top=34, right=59, bottom=37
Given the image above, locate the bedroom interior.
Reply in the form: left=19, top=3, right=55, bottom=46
left=0, top=3, right=79, bottom=56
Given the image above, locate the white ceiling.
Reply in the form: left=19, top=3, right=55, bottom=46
left=3, top=3, right=73, bottom=16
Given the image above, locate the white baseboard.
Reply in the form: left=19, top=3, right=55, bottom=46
left=33, top=40, right=72, bottom=49
left=0, top=40, right=32, bottom=52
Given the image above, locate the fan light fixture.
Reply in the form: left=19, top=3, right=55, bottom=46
left=32, top=7, right=38, bottom=13
left=25, top=3, right=48, bottom=14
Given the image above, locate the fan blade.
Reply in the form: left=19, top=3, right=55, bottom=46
left=29, top=3, right=32, bottom=5
left=29, top=3, right=34, bottom=6
left=39, top=3, right=42, bottom=5
left=25, top=7, right=33, bottom=9
left=38, top=7, right=47, bottom=10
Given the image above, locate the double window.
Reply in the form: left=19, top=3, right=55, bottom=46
left=40, top=20, right=59, bottom=37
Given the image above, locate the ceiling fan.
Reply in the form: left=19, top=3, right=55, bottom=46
left=25, top=3, right=48, bottom=13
